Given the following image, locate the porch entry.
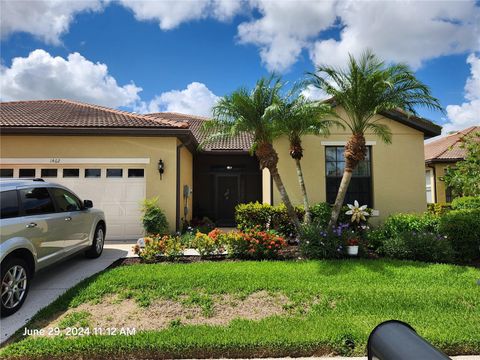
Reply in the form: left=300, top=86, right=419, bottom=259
left=193, top=153, right=262, bottom=227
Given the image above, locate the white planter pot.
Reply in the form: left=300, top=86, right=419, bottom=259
left=347, top=245, right=359, bottom=256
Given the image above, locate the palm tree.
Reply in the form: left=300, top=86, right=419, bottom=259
left=203, top=76, right=301, bottom=233
left=272, top=91, right=340, bottom=224
left=307, top=50, right=443, bottom=228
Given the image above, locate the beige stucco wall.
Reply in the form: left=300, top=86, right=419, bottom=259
left=267, top=110, right=428, bottom=223
left=0, top=135, right=183, bottom=231
left=178, top=141, right=193, bottom=225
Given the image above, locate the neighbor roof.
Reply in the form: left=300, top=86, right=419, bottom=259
left=425, top=126, right=479, bottom=163
left=148, top=112, right=254, bottom=152
left=0, top=99, right=189, bottom=129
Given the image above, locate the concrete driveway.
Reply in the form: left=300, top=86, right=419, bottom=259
left=0, top=241, right=135, bottom=344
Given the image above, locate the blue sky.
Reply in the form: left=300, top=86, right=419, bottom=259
left=1, top=1, right=479, bottom=134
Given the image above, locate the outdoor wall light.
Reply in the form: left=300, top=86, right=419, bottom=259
left=226, top=165, right=233, bottom=170
left=158, top=159, right=165, bottom=179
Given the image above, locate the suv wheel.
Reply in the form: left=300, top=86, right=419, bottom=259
left=85, top=224, right=105, bottom=258
left=1, top=257, right=31, bottom=317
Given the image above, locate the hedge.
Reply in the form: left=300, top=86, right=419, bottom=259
left=235, top=202, right=358, bottom=237
left=451, top=196, right=480, bottom=210
left=382, top=213, right=440, bottom=239
left=439, top=209, right=480, bottom=261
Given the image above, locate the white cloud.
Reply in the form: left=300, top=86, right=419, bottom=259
left=310, top=0, right=480, bottom=69
left=300, top=84, right=329, bottom=101
left=137, top=82, right=219, bottom=116
left=118, top=0, right=242, bottom=30
left=0, top=0, right=104, bottom=44
left=0, top=49, right=142, bottom=108
left=237, top=0, right=337, bottom=72
left=444, top=53, right=480, bottom=133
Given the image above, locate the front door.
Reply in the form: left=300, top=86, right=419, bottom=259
left=215, top=175, right=239, bottom=226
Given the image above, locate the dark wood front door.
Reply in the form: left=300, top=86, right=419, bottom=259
left=215, top=175, right=240, bottom=226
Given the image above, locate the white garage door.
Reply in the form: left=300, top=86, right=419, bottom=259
left=1, top=159, right=148, bottom=240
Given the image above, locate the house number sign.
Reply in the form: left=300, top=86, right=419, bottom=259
left=50, top=158, right=61, bottom=163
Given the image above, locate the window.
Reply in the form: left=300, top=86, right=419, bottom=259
left=19, top=169, right=36, bottom=178
left=325, top=146, right=372, bottom=207
left=41, top=169, right=58, bottom=178
left=107, top=168, right=123, bottom=178
left=85, top=169, right=101, bottom=178
left=0, top=191, right=19, bottom=219
left=128, top=169, right=144, bottom=178
left=0, top=169, right=14, bottom=178
left=63, top=169, right=79, bottom=178
left=19, top=188, right=55, bottom=215
left=425, top=170, right=433, bottom=203
left=446, top=187, right=453, bottom=203
left=50, top=188, right=82, bottom=212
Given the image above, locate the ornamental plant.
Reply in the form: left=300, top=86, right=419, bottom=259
left=133, top=234, right=184, bottom=262
left=226, top=227, right=287, bottom=259
left=191, top=229, right=227, bottom=256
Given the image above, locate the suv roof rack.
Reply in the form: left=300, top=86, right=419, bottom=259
left=32, top=178, right=45, bottom=182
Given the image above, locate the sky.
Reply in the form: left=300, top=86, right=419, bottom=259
left=1, top=0, right=479, bottom=135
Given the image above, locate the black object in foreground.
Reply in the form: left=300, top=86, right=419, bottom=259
left=367, top=320, right=451, bottom=360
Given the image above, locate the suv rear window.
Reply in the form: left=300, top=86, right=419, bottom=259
left=0, top=190, right=19, bottom=219
left=19, top=188, right=55, bottom=216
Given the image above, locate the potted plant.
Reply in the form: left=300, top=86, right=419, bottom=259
left=346, top=237, right=359, bottom=256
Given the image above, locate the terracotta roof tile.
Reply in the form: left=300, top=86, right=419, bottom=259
left=425, top=126, right=480, bottom=162
left=148, top=112, right=254, bottom=151
left=0, top=99, right=189, bottom=129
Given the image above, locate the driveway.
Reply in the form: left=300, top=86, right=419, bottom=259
left=1, top=241, right=136, bottom=344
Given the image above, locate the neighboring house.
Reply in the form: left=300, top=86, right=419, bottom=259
left=424, top=126, right=479, bottom=204
left=0, top=99, right=441, bottom=239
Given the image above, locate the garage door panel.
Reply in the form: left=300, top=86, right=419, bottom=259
left=9, top=164, right=146, bottom=240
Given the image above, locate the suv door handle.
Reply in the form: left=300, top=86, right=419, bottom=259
left=26, top=222, right=38, bottom=228
left=64, top=216, right=72, bottom=221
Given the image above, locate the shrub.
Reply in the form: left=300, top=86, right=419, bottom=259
left=133, top=235, right=184, bottom=262
left=299, top=222, right=344, bottom=259
left=235, top=202, right=303, bottom=237
left=141, top=198, right=169, bottom=235
left=190, top=229, right=227, bottom=256
left=427, top=203, right=452, bottom=216
left=381, top=231, right=454, bottom=263
left=439, top=209, right=480, bottom=261
left=451, top=196, right=480, bottom=210
left=309, top=203, right=332, bottom=228
left=184, top=217, right=215, bottom=234
left=382, top=213, right=440, bottom=239
left=226, top=227, right=287, bottom=259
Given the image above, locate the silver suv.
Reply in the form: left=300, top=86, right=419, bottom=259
left=0, top=179, right=106, bottom=317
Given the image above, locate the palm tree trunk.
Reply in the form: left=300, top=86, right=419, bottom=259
left=328, top=133, right=367, bottom=229
left=294, top=159, right=311, bottom=224
left=328, top=169, right=353, bottom=229
left=256, top=142, right=301, bottom=235
left=269, top=166, right=302, bottom=235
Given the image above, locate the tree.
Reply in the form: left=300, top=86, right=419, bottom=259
left=203, top=76, right=301, bottom=233
left=443, top=131, right=480, bottom=197
left=272, top=90, right=340, bottom=224
left=307, top=50, right=443, bottom=228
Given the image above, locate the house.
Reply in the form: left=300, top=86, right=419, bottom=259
left=424, top=126, right=479, bottom=204
left=0, top=99, right=441, bottom=239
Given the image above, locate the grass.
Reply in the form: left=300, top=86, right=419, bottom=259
left=1, top=259, right=479, bottom=359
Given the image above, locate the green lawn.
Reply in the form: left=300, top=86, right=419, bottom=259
left=2, top=260, right=479, bottom=359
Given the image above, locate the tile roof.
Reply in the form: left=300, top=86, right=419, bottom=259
left=148, top=112, right=254, bottom=152
left=0, top=99, right=189, bottom=129
left=425, top=126, right=480, bottom=162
